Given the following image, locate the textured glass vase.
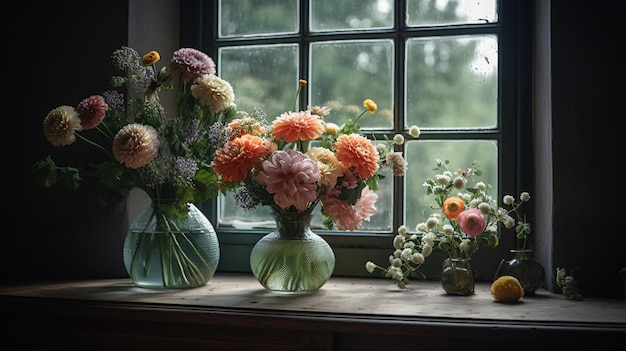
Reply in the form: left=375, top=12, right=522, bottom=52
left=123, top=201, right=220, bottom=289
left=440, top=257, right=475, bottom=295
left=250, top=206, right=335, bottom=293
left=495, top=249, right=545, bottom=295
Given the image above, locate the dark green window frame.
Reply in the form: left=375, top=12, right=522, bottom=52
left=179, top=0, right=533, bottom=279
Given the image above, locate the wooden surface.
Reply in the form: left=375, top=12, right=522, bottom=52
left=2, top=273, right=625, bottom=350
left=2, top=272, right=625, bottom=323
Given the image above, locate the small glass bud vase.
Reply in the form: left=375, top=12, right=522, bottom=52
left=495, top=249, right=545, bottom=295
left=440, top=257, right=475, bottom=295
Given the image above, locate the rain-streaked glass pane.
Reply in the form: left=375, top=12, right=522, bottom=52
left=218, top=44, right=298, bottom=120
left=219, top=0, right=299, bottom=37
left=310, top=0, right=394, bottom=32
left=403, top=140, right=498, bottom=231
left=406, top=0, right=498, bottom=27
left=405, top=35, right=498, bottom=129
left=310, top=40, right=394, bottom=129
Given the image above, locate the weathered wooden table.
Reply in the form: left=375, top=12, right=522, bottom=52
left=2, top=273, right=625, bottom=350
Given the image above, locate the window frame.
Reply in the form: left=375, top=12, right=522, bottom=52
left=180, top=0, right=533, bottom=279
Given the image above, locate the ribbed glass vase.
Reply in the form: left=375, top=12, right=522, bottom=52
left=249, top=206, right=335, bottom=293
left=123, top=201, right=220, bottom=289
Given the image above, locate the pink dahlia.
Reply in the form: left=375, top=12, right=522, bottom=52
left=255, top=150, right=320, bottom=211
left=354, top=186, right=378, bottom=222
left=321, top=195, right=359, bottom=231
left=170, top=48, right=216, bottom=83
left=76, top=95, right=108, bottom=130
left=43, top=105, right=83, bottom=146
left=457, top=208, right=487, bottom=237
left=112, top=123, right=160, bottom=169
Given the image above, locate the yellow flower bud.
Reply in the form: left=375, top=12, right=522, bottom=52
left=298, top=79, right=307, bottom=86
left=142, top=51, right=160, bottom=66
left=363, top=99, right=377, bottom=114
left=325, top=122, right=340, bottom=135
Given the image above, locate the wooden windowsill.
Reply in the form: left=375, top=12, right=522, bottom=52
left=2, top=273, right=625, bottom=350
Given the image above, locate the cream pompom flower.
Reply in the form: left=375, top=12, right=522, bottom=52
left=112, top=123, right=160, bottom=169
left=191, top=74, right=235, bottom=113
left=43, top=106, right=83, bottom=146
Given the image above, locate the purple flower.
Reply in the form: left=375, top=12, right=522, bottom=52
left=170, top=48, right=216, bottom=83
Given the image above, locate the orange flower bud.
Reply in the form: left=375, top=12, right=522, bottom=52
left=442, top=196, right=466, bottom=219
left=142, top=51, right=160, bottom=66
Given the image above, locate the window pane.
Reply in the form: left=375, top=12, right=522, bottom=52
left=405, top=35, right=498, bottom=129
left=310, top=40, right=394, bottom=129
left=218, top=44, right=298, bottom=120
left=310, top=0, right=394, bottom=32
left=219, top=0, right=299, bottom=37
left=406, top=0, right=498, bottom=27
left=403, top=140, right=498, bottom=231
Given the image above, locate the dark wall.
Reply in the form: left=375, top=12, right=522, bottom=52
left=550, top=1, right=624, bottom=299
left=4, top=2, right=130, bottom=281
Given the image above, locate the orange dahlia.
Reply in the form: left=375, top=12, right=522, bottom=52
left=442, top=196, right=466, bottom=219
left=333, top=134, right=379, bottom=179
left=213, top=134, right=270, bottom=182
left=272, top=110, right=324, bottom=143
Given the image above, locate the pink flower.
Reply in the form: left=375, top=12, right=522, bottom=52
left=354, top=186, right=378, bottom=222
left=321, top=195, right=359, bottom=231
left=170, top=48, right=216, bottom=83
left=457, top=208, right=487, bottom=237
left=255, top=150, right=320, bottom=211
left=76, top=95, right=108, bottom=130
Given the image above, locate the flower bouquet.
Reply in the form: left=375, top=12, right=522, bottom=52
left=367, top=159, right=528, bottom=292
left=32, top=46, right=245, bottom=288
left=211, top=80, right=411, bottom=291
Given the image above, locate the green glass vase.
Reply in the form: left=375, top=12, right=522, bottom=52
left=123, top=201, right=220, bottom=289
left=250, top=206, right=335, bottom=293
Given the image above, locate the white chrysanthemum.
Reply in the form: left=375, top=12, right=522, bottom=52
left=365, top=261, right=376, bottom=273
left=421, top=243, right=432, bottom=257
left=453, top=176, right=465, bottom=189
left=504, top=215, right=515, bottom=229
left=436, top=174, right=451, bottom=185
left=404, top=241, right=415, bottom=249
left=422, top=233, right=437, bottom=245
left=476, top=181, right=487, bottom=191
left=393, top=235, right=405, bottom=250
left=443, top=224, right=454, bottom=235
left=459, top=239, right=471, bottom=252
left=503, top=195, right=515, bottom=205
left=411, top=252, right=425, bottom=265
left=393, top=133, right=405, bottom=145
left=191, top=74, right=235, bottom=112
left=426, top=216, right=439, bottom=229
left=520, top=192, right=531, bottom=202
left=401, top=248, right=412, bottom=261
left=408, top=125, right=421, bottom=138
left=391, top=257, right=403, bottom=268
left=397, top=225, right=408, bottom=236
left=389, top=266, right=404, bottom=281
left=478, top=202, right=491, bottom=214
left=415, top=222, right=428, bottom=233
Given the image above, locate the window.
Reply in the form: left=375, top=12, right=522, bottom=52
left=182, top=0, right=532, bottom=278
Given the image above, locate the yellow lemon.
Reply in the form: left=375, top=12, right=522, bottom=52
left=491, top=275, right=524, bottom=302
